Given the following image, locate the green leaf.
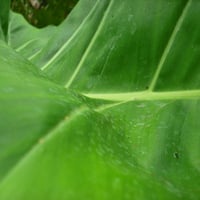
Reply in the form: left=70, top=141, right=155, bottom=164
left=8, top=11, right=56, bottom=59
left=0, top=0, right=200, bottom=199
left=0, top=40, right=83, bottom=181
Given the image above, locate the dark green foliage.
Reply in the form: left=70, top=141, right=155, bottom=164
left=11, top=0, right=78, bottom=27
left=0, top=0, right=10, bottom=40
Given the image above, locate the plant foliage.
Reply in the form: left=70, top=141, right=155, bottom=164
left=11, top=0, right=78, bottom=27
left=0, top=0, right=200, bottom=199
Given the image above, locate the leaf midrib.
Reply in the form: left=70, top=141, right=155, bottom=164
left=83, top=90, right=200, bottom=101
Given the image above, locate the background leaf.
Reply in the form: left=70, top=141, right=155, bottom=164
left=0, top=0, right=10, bottom=40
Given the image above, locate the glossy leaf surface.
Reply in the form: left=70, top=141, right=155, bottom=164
left=0, top=0, right=200, bottom=199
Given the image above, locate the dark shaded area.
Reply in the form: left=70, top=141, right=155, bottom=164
left=11, top=0, right=79, bottom=28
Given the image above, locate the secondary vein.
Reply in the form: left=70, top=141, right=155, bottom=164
left=149, top=0, right=192, bottom=91
left=41, top=0, right=100, bottom=70
left=65, top=0, right=114, bottom=88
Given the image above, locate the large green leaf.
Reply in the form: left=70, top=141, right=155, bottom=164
left=0, top=0, right=200, bottom=199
